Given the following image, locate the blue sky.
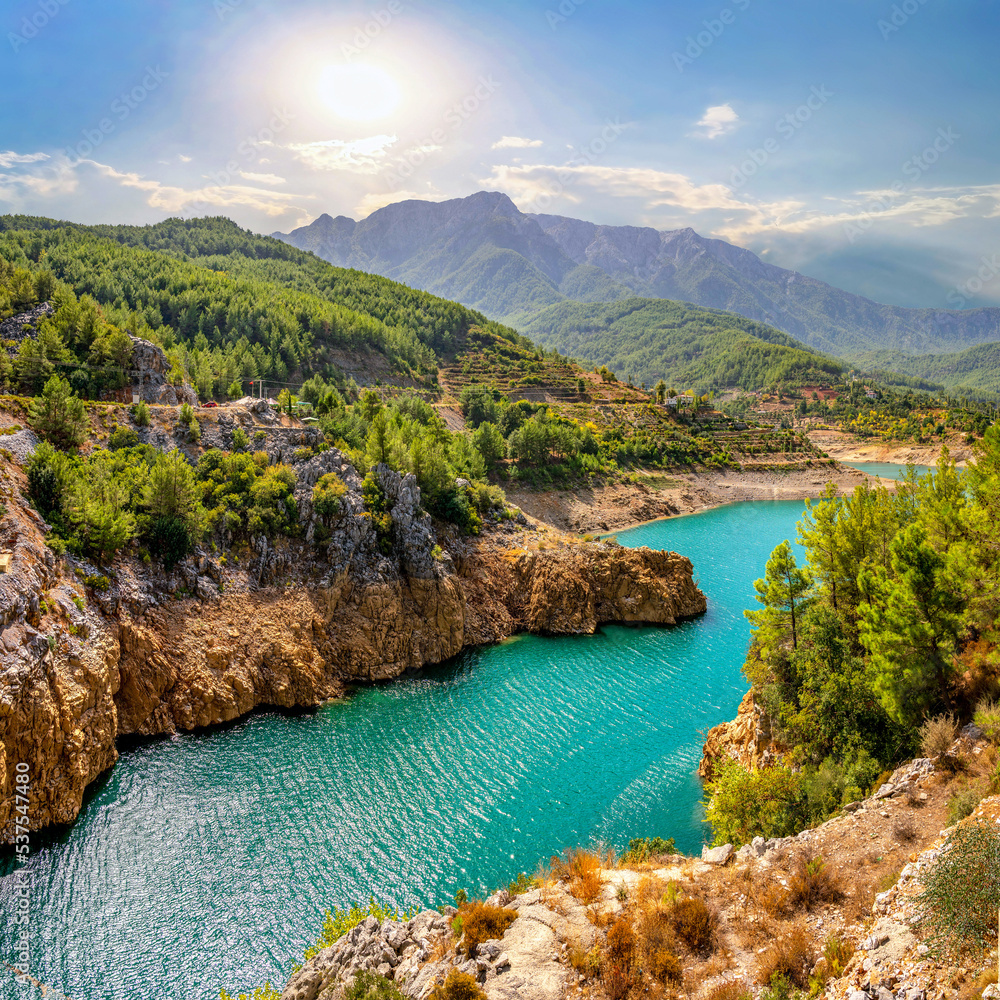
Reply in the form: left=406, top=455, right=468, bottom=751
left=2, top=0, right=999, bottom=309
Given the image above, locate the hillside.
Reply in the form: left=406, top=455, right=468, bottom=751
left=849, top=340, right=1000, bottom=397
left=519, top=297, right=844, bottom=390
left=273, top=192, right=1000, bottom=359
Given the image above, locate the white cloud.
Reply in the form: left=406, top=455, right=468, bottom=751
left=0, top=151, right=49, bottom=168
left=355, top=188, right=448, bottom=218
left=692, top=104, right=739, bottom=140
left=178, top=154, right=193, bottom=163
left=239, top=170, right=286, bottom=185
left=281, top=135, right=398, bottom=173
left=492, top=136, right=543, bottom=150
left=88, top=161, right=311, bottom=217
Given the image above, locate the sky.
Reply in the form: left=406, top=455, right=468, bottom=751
left=1, top=0, right=999, bottom=310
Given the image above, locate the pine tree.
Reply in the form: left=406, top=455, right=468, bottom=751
left=28, top=375, right=88, bottom=451
left=746, top=540, right=811, bottom=649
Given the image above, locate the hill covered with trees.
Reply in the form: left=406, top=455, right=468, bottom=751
left=520, top=297, right=844, bottom=391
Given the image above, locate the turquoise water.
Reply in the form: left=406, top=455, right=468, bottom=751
left=846, top=461, right=932, bottom=480
left=1, top=500, right=811, bottom=1000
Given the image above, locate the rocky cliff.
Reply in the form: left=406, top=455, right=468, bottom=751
left=698, top=689, right=784, bottom=778
left=0, top=447, right=705, bottom=843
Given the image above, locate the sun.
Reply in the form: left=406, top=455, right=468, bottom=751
left=317, top=63, right=401, bottom=121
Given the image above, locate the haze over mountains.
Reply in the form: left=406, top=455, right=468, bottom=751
left=273, top=192, right=1000, bottom=374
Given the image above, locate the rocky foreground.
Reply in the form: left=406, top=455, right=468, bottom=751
left=0, top=436, right=706, bottom=842
left=282, top=726, right=997, bottom=1000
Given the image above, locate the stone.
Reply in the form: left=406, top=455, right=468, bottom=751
left=701, top=843, right=734, bottom=865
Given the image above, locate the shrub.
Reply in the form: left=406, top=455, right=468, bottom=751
left=232, top=426, right=249, bottom=452
left=427, top=970, right=486, bottom=1000
left=313, top=473, right=347, bottom=522
left=920, top=713, right=957, bottom=758
left=917, top=820, right=1000, bottom=956
left=704, top=981, right=753, bottom=1000
left=459, top=901, right=517, bottom=956
left=786, top=854, right=842, bottom=910
left=755, top=926, right=813, bottom=988
left=622, top=836, right=677, bottom=864
left=109, top=425, right=139, bottom=450
left=946, top=782, right=985, bottom=825
left=180, top=402, right=194, bottom=424
left=670, top=897, right=718, bottom=955
left=342, top=971, right=406, bottom=1000
left=361, top=471, right=393, bottom=553
left=974, top=698, right=1000, bottom=746
left=821, top=934, right=854, bottom=979
left=188, top=418, right=201, bottom=442
left=132, top=400, right=151, bottom=427
left=603, top=919, right=638, bottom=1000
left=557, top=849, right=604, bottom=904
left=704, top=761, right=806, bottom=846
left=253, top=430, right=267, bottom=445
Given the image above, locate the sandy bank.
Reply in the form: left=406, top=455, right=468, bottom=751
left=806, top=428, right=970, bottom=466
left=507, top=463, right=879, bottom=534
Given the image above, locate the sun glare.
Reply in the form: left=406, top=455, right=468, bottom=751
left=317, top=63, right=401, bottom=121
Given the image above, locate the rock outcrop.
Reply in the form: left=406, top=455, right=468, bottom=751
left=698, top=689, right=782, bottom=778
left=0, top=450, right=705, bottom=842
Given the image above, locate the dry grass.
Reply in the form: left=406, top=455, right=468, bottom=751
left=703, top=980, right=754, bottom=1000
left=427, top=969, right=487, bottom=1000
left=921, top=713, right=958, bottom=759
left=459, top=901, right=517, bottom=956
left=603, top=918, right=639, bottom=1000
left=730, top=911, right=777, bottom=950
left=786, top=854, right=843, bottom=910
left=893, top=814, right=918, bottom=842
left=552, top=848, right=606, bottom=905
left=670, top=897, right=719, bottom=956
left=754, top=924, right=814, bottom=988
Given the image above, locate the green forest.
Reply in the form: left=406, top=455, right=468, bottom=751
left=0, top=215, right=530, bottom=399
left=521, top=297, right=845, bottom=391
left=705, top=438, right=1000, bottom=845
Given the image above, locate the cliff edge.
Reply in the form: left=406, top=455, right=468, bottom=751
left=0, top=448, right=705, bottom=842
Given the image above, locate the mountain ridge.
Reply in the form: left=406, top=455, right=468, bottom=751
left=272, top=192, right=1000, bottom=362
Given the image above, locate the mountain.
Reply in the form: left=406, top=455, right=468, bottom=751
left=273, top=192, right=1000, bottom=361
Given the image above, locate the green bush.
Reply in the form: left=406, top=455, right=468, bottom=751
left=622, top=836, right=677, bottom=863
left=974, top=698, right=1000, bottom=745
left=109, top=425, right=139, bottom=450
left=946, top=782, right=985, bottom=825
left=231, top=426, right=249, bottom=452
left=132, top=400, right=151, bottom=427
left=301, top=897, right=413, bottom=964
left=361, top=471, right=393, bottom=554
left=917, top=820, right=1000, bottom=956
left=180, top=402, right=194, bottom=424
left=313, top=473, right=347, bottom=522
left=342, top=971, right=406, bottom=1000
left=704, top=761, right=806, bottom=846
